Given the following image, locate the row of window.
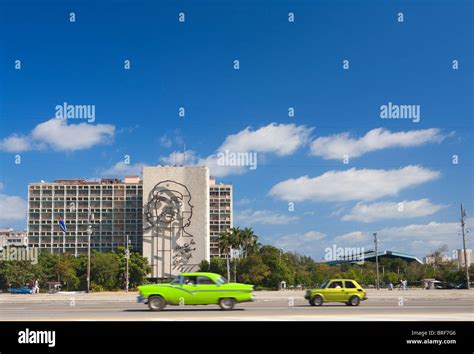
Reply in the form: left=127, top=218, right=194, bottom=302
left=29, top=243, right=141, bottom=248
left=28, top=232, right=142, bottom=237
left=30, top=185, right=142, bottom=190
left=29, top=208, right=141, bottom=213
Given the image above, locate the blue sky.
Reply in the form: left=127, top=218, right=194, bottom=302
left=1, top=0, right=472, bottom=259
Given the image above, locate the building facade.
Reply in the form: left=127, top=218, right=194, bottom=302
left=142, top=166, right=210, bottom=278
left=209, top=178, right=232, bottom=257
left=26, top=167, right=231, bottom=277
left=27, top=177, right=142, bottom=255
left=423, top=254, right=452, bottom=264
left=456, top=248, right=472, bottom=268
left=0, top=228, right=27, bottom=250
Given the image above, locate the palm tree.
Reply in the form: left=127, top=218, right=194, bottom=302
left=218, top=230, right=232, bottom=281
left=219, top=227, right=261, bottom=281
left=240, top=227, right=259, bottom=257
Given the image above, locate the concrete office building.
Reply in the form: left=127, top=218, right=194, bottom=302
left=209, top=178, right=232, bottom=257
left=27, top=177, right=142, bottom=255
left=456, top=248, right=472, bottom=268
left=142, top=166, right=210, bottom=279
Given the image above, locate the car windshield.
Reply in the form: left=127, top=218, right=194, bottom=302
left=319, top=280, right=330, bottom=289
left=215, top=276, right=228, bottom=285
left=170, top=276, right=182, bottom=285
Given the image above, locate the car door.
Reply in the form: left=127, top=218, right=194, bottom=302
left=179, top=276, right=198, bottom=305
left=343, top=280, right=358, bottom=300
left=195, top=276, right=220, bottom=304
left=325, top=281, right=345, bottom=301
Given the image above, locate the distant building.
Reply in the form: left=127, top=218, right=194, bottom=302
left=209, top=178, right=232, bottom=258
left=456, top=249, right=472, bottom=268
left=0, top=228, right=27, bottom=250
left=423, top=254, right=452, bottom=264
left=325, top=250, right=423, bottom=265
left=27, top=177, right=143, bottom=255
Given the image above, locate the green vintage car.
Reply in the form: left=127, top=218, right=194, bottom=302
left=137, top=272, right=255, bottom=311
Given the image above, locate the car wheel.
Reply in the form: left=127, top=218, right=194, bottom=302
left=148, top=296, right=166, bottom=311
left=349, top=296, right=360, bottom=306
left=219, top=298, right=236, bottom=310
left=310, top=295, right=323, bottom=306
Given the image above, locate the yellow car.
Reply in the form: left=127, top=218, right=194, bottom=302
left=304, top=279, right=367, bottom=306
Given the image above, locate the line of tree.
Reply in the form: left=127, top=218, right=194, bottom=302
left=0, top=247, right=150, bottom=292
left=199, top=228, right=471, bottom=289
left=1, top=228, right=469, bottom=291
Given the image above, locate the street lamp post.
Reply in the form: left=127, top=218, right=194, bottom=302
left=86, top=209, right=94, bottom=294
left=125, top=234, right=130, bottom=292
left=373, top=232, right=380, bottom=290
left=460, top=204, right=470, bottom=289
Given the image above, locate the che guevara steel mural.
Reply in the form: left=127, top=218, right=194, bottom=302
left=143, top=180, right=196, bottom=274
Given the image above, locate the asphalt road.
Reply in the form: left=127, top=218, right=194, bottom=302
left=1, top=291, right=473, bottom=321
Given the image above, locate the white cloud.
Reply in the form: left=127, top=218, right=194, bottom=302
left=310, top=128, right=445, bottom=160
left=235, top=209, right=299, bottom=225
left=274, top=231, right=327, bottom=255
left=330, top=218, right=473, bottom=258
left=101, top=161, right=146, bottom=177
left=0, top=135, right=31, bottom=152
left=159, top=151, right=246, bottom=177
left=342, top=199, right=448, bottom=223
left=0, top=194, right=27, bottom=223
left=198, top=154, right=248, bottom=177
left=269, top=165, right=440, bottom=202
left=0, top=118, right=115, bottom=153
left=160, top=123, right=313, bottom=177
left=160, top=150, right=199, bottom=165
left=220, top=123, right=313, bottom=156
left=159, top=135, right=173, bottom=148
left=377, top=220, right=473, bottom=256
left=334, top=231, right=368, bottom=245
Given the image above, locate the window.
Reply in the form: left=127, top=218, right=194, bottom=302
left=344, top=281, right=357, bottom=289
left=170, top=276, right=183, bottom=285
left=215, top=276, right=228, bottom=285
left=183, top=276, right=197, bottom=285
left=328, top=281, right=343, bottom=289
left=197, top=276, right=215, bottom=285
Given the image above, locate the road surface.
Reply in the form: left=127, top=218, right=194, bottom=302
left=1, top=290, right=472, bottom=321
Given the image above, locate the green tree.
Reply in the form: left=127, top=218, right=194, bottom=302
left=198, top=259, right=210, bottom=272
left=237, top=254, right=270, bottom=284
left=383, top=271, right=399, bottom=285
left=218, top=229, right=232, bottom=280
left=90, top=251, right=120, bottom=290
left=115, top=247, right=151, bottom=289
left=54, top=254, right=79, bottom=290
left=0, top=260, right=38, bottom=288
left=209, top=257, right=226, bottom=275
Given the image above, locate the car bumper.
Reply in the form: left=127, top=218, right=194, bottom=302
left=241, top=294, right=256, bottom=303
left=238, top=294, right=255, bottom=302
left=136, top=295, right=148, bottom=304
left=362, top=296, right=368, bottom=301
